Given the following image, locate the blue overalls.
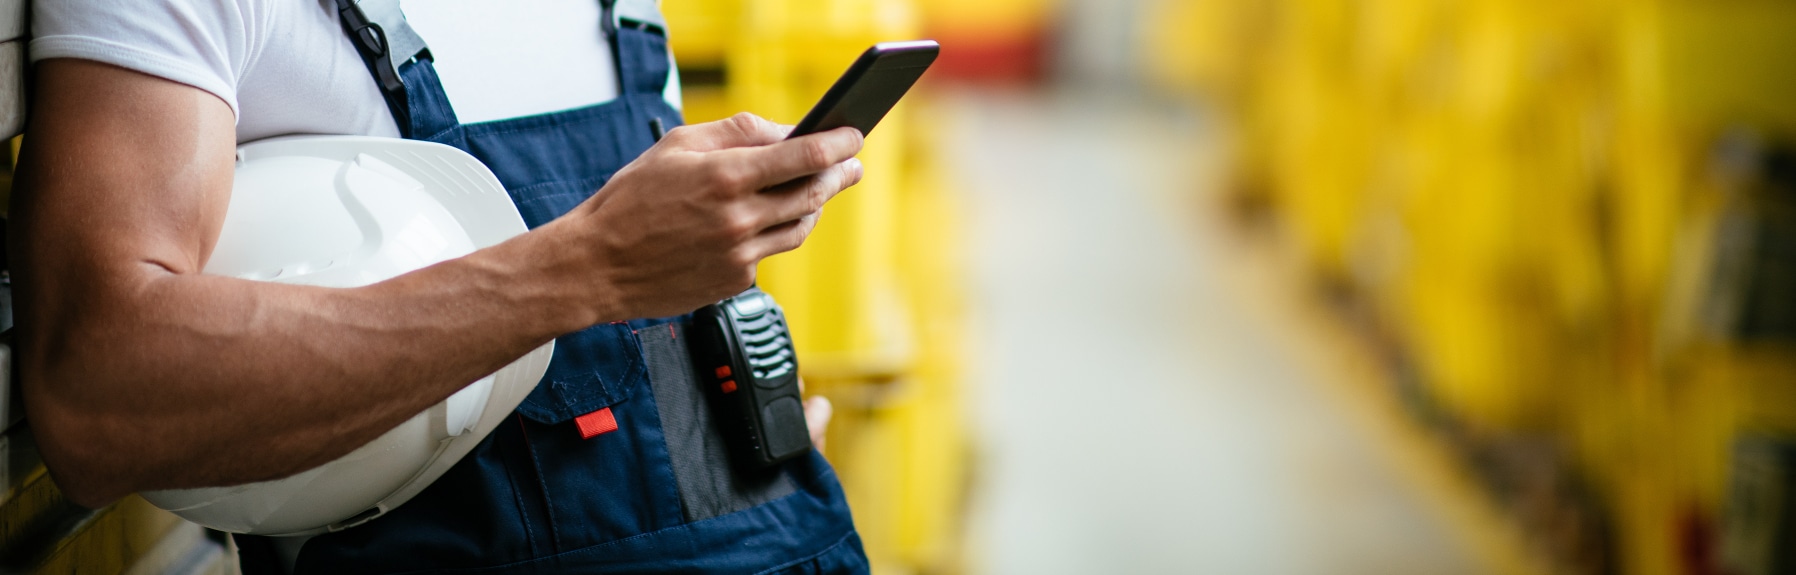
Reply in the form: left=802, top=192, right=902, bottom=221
left=255, top=3, right=868, bottom=573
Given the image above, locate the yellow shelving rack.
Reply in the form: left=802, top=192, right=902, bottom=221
left=1139, top=0, right=1796, bottom=573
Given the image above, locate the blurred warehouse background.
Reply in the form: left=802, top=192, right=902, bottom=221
left=658, top=0, right=1796, bottom=573
left=1136, top=0, right=1796, bottom=574
left=4, top=0, right=1796, bottom=574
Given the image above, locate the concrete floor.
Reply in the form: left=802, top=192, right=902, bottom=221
left=947, top=87, right=1494, bottom=575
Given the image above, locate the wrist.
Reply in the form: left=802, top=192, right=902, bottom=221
left=509, top=214, right=627, bottom=330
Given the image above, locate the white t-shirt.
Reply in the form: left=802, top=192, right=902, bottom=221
left=30, top=0, right=682, bottom=143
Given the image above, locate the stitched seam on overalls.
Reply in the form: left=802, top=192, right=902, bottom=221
left=473, top=118, right=626, bottom=139
left=461, top=105, right=634, bottom=138
left=529, top=331, right=646, bottom=422
left=519, top=417, right=564, bottom=555
left=420, top=124, right=460, bottom=143
left=505, top=414, right=544, bottom=555
left=508, top=176, right=611, bottom=206
left=641, top=324, right=695, bottom=522
left=790, top=454, right=842, bottom=493
left=752, top=530, right=860, bottom=575
left=561, top=482, right=813, bottom=556
left=379, top=484, right=846, bottom=575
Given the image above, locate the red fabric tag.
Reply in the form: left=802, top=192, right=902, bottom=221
left=574, top=407, right=619, bottom=439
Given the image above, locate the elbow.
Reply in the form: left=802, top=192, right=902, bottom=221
left=19, top=345, right=141, bottom=508
left=28, top=398, right=135, bottom=509
left=45, top=462, right=128, bottom=510
left=12, top=262, right=193, bottom=507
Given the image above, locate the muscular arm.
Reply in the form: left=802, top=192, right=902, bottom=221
left=12, top=60, right=862, bottom=507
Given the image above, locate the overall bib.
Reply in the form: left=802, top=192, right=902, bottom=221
left=265, top=3, right=868, bottom=573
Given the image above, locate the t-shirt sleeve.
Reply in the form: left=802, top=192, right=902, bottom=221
left=30, top=0, right=254, bottom=121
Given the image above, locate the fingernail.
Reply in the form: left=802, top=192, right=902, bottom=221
left=847, top=157, right=863, bottom=176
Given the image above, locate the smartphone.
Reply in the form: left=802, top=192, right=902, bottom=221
left=787, top=40, right=940, bottom=139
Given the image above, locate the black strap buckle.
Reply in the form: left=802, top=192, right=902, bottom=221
left=604, top=0, right=668, bottom=37
left=600, top=0, right=617, bottom=37
left=335, top=0, right=425, bottom=136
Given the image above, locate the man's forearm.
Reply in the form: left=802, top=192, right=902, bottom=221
left=18, top=225, right=598, bottom=507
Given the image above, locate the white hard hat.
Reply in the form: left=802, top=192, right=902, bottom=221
left=139, top=136, right=553, bottom=536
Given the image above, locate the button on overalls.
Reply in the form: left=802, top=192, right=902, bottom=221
left=272, top=3, right=868, bottom=573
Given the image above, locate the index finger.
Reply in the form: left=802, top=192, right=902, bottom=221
left=723, top=126, right=864, bottom=190
left=668, top=112, right=790, bottom=151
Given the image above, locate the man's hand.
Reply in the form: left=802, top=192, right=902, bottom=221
left=549, top=113, right=864, bottom=322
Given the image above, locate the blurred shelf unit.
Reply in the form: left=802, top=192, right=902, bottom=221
left=1139, top=0, right=1796, bottom=574
left=664, top=1, right=975, bottom=573
left=909, top=0, right=1056, bottom=82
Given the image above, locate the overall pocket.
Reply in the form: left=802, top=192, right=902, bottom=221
left=635, top=320, right=796, bottom=522
left=508, top=321, right=686, bottom=550
left=515, top=322, right=644, bottom=424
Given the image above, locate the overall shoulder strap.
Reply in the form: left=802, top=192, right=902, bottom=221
left=337, top=0, right=668, bottom=137
left=333, top=0, right=430, bottom=137
left=604, top=0, right=672, bottom=97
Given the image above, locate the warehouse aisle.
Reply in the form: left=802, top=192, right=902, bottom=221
left=947, top=88, right=1493, bottom=575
